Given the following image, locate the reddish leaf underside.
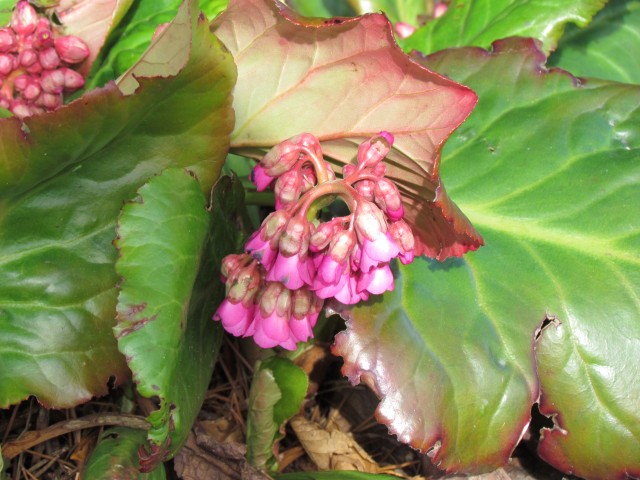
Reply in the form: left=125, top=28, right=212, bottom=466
left=211, top=0, right=483, bottom=260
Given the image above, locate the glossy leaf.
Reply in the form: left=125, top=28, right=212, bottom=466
left=114, top=169, right=212, bottom=462
left=212, top=0, right=482, bottom=260
left=0, top=0, right=236, bottom=408
left=548, top=0, right=640, bottom=84
left=402, top=0, right=607, bottom=56
left=284, top=0, right=356, bottom=18
left=83, top=427, right=166, bottom=480
left=333, top=38, right=640, bottom=475
left=247, top=356, right=308, bottom=469
left=349, top=0, right=429, bottom=26
left=87, top=0, right=229, bottom=88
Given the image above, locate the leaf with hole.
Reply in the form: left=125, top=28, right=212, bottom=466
left=333, top=38, right=640, bottom=476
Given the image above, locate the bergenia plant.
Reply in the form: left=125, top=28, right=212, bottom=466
left=0, top=0, right=638, bottom=480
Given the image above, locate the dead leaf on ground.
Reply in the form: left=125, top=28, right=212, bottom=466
left=290, top=415, right=380, bottom=473
left=174, top=423, right=270, bottom=480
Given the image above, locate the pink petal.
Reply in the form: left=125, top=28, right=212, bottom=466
left=251, top=164, right=276, bottom=191
left=245, top=231, right=277, bottom=269
left=266, top=252, right=313, bottom=289
left=357, top=264, right=394, bottom=295
left=213, top=299, right=254, bottom=336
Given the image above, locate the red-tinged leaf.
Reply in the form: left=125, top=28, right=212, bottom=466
left=211, top=0, right=483, bottom=260
left=334, top=37, right=640, bottom=475
left=46, top=0, right=135, bottom=76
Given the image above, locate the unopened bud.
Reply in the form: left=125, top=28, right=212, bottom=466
left=374, top=178, right=404, bottom=221
left=0, top=28, right=17, bottom=52
left=13, top=74, right=29, bottom=91
left=38, top=47, right=60, bottom=70
left=389, top=219, right=415, bottom=264
left=354, top=179, right=375, bottom=201
left=25, top=60, right=41, bottom=74
left=11, top=1, right=38, bottom=36
left=434, top=2, right=448, bottom=18
left=221, top=253, right=249, bottom=280
left=328, top=229, right=356, bottom=263
left=41, top=69, right=65, bottom=94
left=19, top=48, right=37, bottom=67
left=262, top=210, right=290, bottom=244
left=291, top=288, right=312, bottom=320
left=310, top=220, right=338, bottom=252
left=227, top=262, right=261, bottom=305
left=354, top=200, right=387, bottom=241
left=33, top=25, right=53, bottom=49
left=0, top=54, right=14, bottom=75
left=54, top=36, right=90, bottom=64
left=395, top=21, right=416, bottom=39
left=22, top=80, right=40, bottom=100
left=60, top=67, right=85, bottom=90
left=40, top=92, right=61, bottom=109
left=342, top=163, right=356, bottom=178
left=279, top=216, right=310, bottom=257
left=259, top=282, right=285, bottom=317
left=262, top=133, right=322, bottom=177
left=274, top=169, right=303, bottom=209
left=10, top=99, right=31, bottom=118
left=357, top=132, right=393, bottom=168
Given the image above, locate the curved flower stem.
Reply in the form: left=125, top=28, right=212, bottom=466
left=298, top=145, right=330, bottom=185
left=293, top=179, right=360, bottom=221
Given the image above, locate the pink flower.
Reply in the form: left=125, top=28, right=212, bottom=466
left=357, top=264, right=394, bottom=295
left=359, top=232, right=400, bottom=272
left=213, top=299, right=254, bottom=336
left=266, top=251, right=314, bottom=289
left=245, top=230, right=278, bottom=269
left=246, top=283, right=297, bottom=350
left=54, top=36, right=90, bottom=64
left=251, top=163, right=276, bottom=191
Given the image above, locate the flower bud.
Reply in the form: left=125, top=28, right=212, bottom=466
left=342, top=163, right=356, bottom=178
left=227, top=262, right=262, bottom=306
left=22, top=80, right=40, bottom=100
left=274, top=169, right=303, bottom=209
left=11, top=1, right=38, bottom=36
left=54, top=36, right=90, bottom=64
left=262, top=133, right=322, bottom=177
left=10, top=99, right=31, bottom=118
left=0, top=28, right=17, bottom=53
left=60, top=67, right=85, bottom=90
left=0, top=54, right=14, bottom=75
left=279, top=216, right=310, bottom=257
left=258, top=282, right=286, bottom=318
left=13, top=74, right=29, bottom=91
left=40, top=69, right=64, bottom=94
left=374, top=178, right=404, bottom=221
left=262, top=210, right=290, bottom=245
left=33, top=24, right=53, bottom=49
left=310, top=219, right=339, bottom=252
left=221, top=253, right=249, bottom=280
left=357, top=132, right=393, bottom=168
left=38, top=47, right=60, bottom=70
left=328, top=229, right=356, bottom=264
left=395, top=22, right=416, bottom=39
left=19, top=48, right=37, bottom=67
left=389, top=219, right=415, bottom=264
left=250, top=163, right=276, bottom=191
left=40, top=92, right=62, bottom=110
left=354, top=200, right=386, bottom=242
left=354, top=179, right=374, bottom=201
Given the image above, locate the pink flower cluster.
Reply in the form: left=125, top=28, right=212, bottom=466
left=214, top=133, right=416, bottom=350
left=0, top=1, right=89, bottom=118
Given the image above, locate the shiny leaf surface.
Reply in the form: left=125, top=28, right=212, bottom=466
left=212, top=0, right=483, bottom=260
left=334, top=38, right=640, bottom=475
left=548, top=0, right=640, bottom=84
left=0, top=0, right=236, bottom=408
left=402, top=0, right=607, bottom=55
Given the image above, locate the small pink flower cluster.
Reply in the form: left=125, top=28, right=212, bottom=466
left=0, top=1, right=89, bottom=118
left=214, top=132, right=416, bottom=350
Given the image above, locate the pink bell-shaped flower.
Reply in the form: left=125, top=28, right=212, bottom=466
left=213, top=299, right=255, bottom=336
left=356, top=264, right=394, bottom=295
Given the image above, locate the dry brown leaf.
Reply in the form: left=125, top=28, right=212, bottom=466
left=290, top=415, right=379, bottom=473
left=174, top=425, right=270, bottom=480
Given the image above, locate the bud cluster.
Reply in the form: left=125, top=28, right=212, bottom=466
left=0, top=1, right=89, bottom=118
left=214, top=132, right=416, bottom=350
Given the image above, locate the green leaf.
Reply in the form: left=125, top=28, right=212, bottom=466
left=246, top=356, right=308, bottom=469
left=87, top=0, right=229, bottom=88
left=348, top=0, right=429, bottom=26
left=83, top=427, right=166, bottom=480
left=402, top=0, right=607, bottom=56
left=334, top=38, right=640, bottom=475
left=548, top=0, right=640, bottom=84
left=212, top=0, right=482, bottom=260
left=284, top=0, right=356, bottom=18
left=274, top=472, right=398, bottom=480
left=114, top=168, right=213, bottom=462
left=0, top=0, right=236, bottom=408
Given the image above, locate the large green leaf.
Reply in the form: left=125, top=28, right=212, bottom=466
left=402, top=0, right=607, bottom=56
left=348, top=0, right=429, bottom=26
left=333, top=38, right=640, bottom=476
left=83, top=427, right=166, bottom=480
left=549, top=0, right=640, bottom=84
left=87, top=0, right=229, bottom=88
left=0, top=0, right=236, bottom=408
left=246, top=356, right=308, bottom=469
left=212, top=0, right=482, bottom=260
left=114, top=168, right=214, bottom=466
